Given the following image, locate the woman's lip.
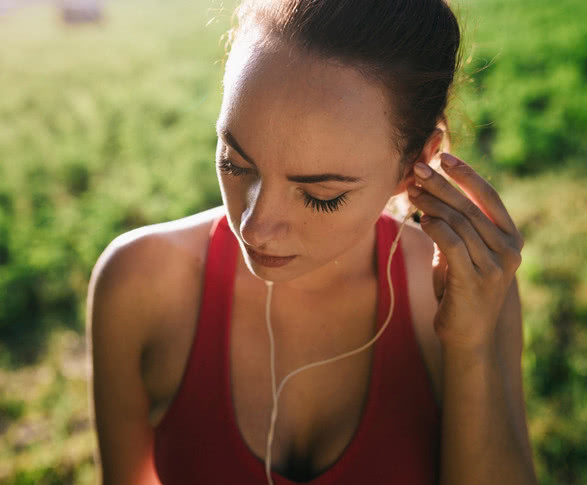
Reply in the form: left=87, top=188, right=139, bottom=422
left=247, top=247, right=294, bottom=258
left=245, top=246, right=297, bottom=267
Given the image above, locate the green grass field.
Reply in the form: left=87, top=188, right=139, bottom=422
left=0, top=0, right=585, bottom=483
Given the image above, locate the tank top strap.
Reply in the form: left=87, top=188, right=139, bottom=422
left=181, top=213, right=238, bottom=400
left=373, top=212, right=441, bottom=435
left=154, top=212, right=240, bottom=485
left=197, top=214, right=239, bottom=344
left=186, top=213, right=239, bottom=407
left=374, top=212, right=412, bottom=347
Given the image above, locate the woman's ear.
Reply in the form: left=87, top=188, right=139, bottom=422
left=425, top=127, right=445, bottom=162
left=392, top=128, right=444, bottom=196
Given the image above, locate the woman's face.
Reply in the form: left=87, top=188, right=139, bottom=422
left=215, top=34, right=405, bottom=291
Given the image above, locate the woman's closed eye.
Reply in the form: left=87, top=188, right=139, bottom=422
left=216, top=157, right=349, bottom=214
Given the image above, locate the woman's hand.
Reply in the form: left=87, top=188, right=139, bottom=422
left=406, top=153, right=524, bottom=353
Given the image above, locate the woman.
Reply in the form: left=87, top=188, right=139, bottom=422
left=88, top=0, right=538, bottom=484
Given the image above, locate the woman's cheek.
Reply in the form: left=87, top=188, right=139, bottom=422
left=219, top=175, right=250, bottom=221
left=217, top=173, right=233, bottom=209
left=217, top=172, right=236, bottom=199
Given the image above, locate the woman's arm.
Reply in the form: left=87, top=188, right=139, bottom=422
left=494, top=275, right=536, bottom=472
left=439, top=276, right=538, bottom=485
left=87, top=238, right=162, bottom=485
left=406, top=153, right=538, bottom=484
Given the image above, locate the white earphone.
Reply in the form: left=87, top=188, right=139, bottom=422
left=262, top=203, right=419, bottom=484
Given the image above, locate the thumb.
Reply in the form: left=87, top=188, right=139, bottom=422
left=432, top=242, right=447, bottom=303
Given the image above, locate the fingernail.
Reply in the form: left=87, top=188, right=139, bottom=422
left=407, top=185, right=422, bottom=198
left=441, top=153, right=459, bottom=167
left=414, top=162, right=432, bottom=179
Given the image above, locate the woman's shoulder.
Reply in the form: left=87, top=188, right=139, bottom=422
left=96, top=204, right=226, bottom=320
left=109, top=204, right=225, bottom=266
left=90, top=205, right=226, bottom=420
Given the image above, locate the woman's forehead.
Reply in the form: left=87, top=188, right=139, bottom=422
left=220, top=38, right=399, bottom=172
left=224, top=37, right=389, bottom=117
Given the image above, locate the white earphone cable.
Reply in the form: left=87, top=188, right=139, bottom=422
left=263, top=207, right=417, bottom=484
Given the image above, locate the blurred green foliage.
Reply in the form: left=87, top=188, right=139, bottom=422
left=0, top=0, right=585, bottom=484
left=0, top=0, right=226, bottom=366
left=451, top=0, right=587, bottom=174
left=450, top=3, right=587, bottom=479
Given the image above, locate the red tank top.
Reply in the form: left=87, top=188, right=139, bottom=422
left=153, top=210, right=441, bottom=484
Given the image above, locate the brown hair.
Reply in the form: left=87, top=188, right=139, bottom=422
left=223, top=0, right=462, bottom=168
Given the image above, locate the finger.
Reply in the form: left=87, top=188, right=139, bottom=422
left=413, top=158, right=522, bottom=253
left=439, top=153, right=523, bottom=248
left=408, top=185, right=497, bottom=272
left=419, top=214, right=476, bottom=280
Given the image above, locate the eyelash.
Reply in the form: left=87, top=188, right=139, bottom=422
left=216, top=158, right=349, bottom=214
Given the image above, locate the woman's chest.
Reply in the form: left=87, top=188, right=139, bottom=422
left=147, top=236, right=443, bottom=480
left=227, top=274, right=379, bottom=478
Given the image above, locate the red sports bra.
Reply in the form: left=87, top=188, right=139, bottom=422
left=153, top=210, right=441, bottom=484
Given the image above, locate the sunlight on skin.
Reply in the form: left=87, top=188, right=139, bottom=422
left=216, top=32, right=408, bottom=294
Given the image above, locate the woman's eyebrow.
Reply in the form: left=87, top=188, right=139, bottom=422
left=216, top=127, right=364, bottom=184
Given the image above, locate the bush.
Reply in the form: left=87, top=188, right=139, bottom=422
left=454, top=0, right=587, bottom=174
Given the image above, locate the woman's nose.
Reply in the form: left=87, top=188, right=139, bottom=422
left=240, top=181, right=288, bottom=249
